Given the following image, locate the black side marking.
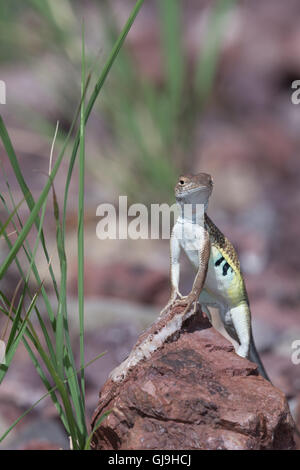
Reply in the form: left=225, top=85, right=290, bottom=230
left=222, top=262, right=230, bottom=276
left=215, top=256, right=224, bottom=267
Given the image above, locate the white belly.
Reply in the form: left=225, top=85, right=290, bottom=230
left=174, top=218, right=242, bottom=304
left=175, top=219, right=206, bottom=254
left=180, top=236, right=240, bottom=305
left=205, top=246, right=237, bottom=302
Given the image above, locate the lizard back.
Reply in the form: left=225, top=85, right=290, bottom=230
left=204, top=214, right=240, bottom=274
left=204, top=213, right=250, bottom=305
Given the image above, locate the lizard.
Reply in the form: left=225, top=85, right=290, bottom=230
left=110, top=172, right=270, bottom=382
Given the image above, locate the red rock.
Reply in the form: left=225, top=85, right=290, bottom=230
left=91, top=309, right=295, bottom=450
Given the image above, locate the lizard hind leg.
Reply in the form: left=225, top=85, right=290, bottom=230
left=227, top=302, right=251, bottom=358
left=228, top=302, right=271, bottom=381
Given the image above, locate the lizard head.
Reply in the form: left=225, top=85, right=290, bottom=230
left=175, top=173, right=213, bottom=205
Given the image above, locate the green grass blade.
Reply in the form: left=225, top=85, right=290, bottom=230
left=0, top=351, right=105, bottom=443
left=0, top=0, right=145, bottom=449
left=0, top=58, right=91, bottom=278
left=194, top=0, right=236, bottom=105
left=0, top=196, right=25, bottom=237
left=28, top=327, right=81, bottom=448
left=0, top=66, right=90, bottom=281
left=52, top=184, right=86, bottom=444
left=0, top=118, right=69, bottom=279
left=0, top=119, right=60, bottom=299
left=0, top=284, right=41, bottom=383
left=52, top=186, right=65, bottom=379
left=84, top=410, right=112, bottom=450
left=78, top=23, right=86, bottom=408
left=62, top=0, right=146, bottom=235
left=5, top=283, right=26, bottom=353
left=58, top=0, right=145, bottom=446
left=0, top=297, right=69, bottom=434
left=158, top=0, right=184, bottom=112
left=0, top=166, right=56, bottom=326
left=0, top=198, right=57, bottom=365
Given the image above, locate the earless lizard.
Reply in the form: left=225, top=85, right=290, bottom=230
left=110, top=173, right=270, bottom=382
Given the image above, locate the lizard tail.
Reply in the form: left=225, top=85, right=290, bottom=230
left=248, top=332, right=271, bottom=382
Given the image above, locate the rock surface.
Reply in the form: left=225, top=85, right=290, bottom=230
left=91, top=307, right=295, bottom=450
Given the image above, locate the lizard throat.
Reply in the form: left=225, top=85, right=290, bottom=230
left=176, top=200, right=208, bottom=224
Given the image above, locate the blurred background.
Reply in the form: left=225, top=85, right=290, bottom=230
left=0, top=0, right=300, bottom=449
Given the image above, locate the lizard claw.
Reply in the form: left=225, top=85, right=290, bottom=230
left=174, top=295, right=196, bottom=308
left=173, top=296, right=189, bottom=306
left=172, top=296, right=197, bottom=321
left=159, top=291, right=183, bottom=317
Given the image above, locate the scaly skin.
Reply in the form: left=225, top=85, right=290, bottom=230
left=172, top=174, right=269, bottom=380
left=204, top=213, right=248, bottom=304
left=110, top=173, right=269, bottom=383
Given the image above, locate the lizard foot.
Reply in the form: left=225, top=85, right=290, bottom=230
left=174, top=295, right=197, bottom=310
left=173, top=296, right=190, bottom=307
left=236, top=345, right=249, bottom=359
left=173, top=295, right=199, bottom=321
left=159, top=292, right=183, bottom=317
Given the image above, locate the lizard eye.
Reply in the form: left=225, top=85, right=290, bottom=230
left=179, top=180, right=185, bottom=185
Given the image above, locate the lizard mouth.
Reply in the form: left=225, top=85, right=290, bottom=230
left=175, top=186, right=208, bottom=198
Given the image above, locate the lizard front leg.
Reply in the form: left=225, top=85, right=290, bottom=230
left=175, top=231, right=211, bottom=318
left=159, top=228, right=182, bottom=317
